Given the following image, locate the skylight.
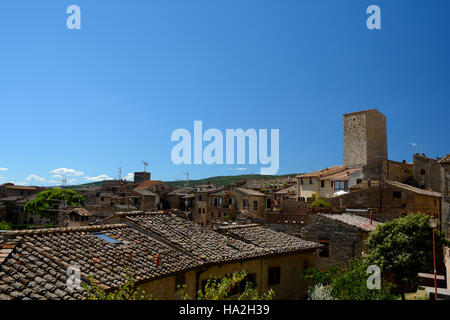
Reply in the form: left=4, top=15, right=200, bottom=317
left=93, top=232, right=122, bottom=244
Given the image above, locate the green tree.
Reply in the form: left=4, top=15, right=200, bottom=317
left=366, top=213, right=448, bottom=300
left=0, top=220, right=12, bottom=230
left=304, top=260, right=396, bottom=300
left=24, top=188, right=84, bottom=220
left=311, top=198, right=331, bottom=210
left=179, top=270, right=275, bottom=300
left=83, top=270, right=152, bottom=300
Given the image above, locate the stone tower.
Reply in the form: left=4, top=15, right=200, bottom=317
left=343, top=109, right=388, bottom=168
left=134, top=171, right=151, bottom=183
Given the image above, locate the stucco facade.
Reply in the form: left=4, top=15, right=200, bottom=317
left=139, top=251, right=317, bottom=300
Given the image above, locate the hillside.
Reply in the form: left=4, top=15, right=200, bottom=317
left=165, top=174, right=298, bottom=188
left=64, top=173, right=299, bottom=190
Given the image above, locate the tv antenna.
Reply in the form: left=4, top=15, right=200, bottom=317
left=118, top=167, right=122, bottom=180
left=183, top=172, right=190, bottom=187
left=142, top=160, right=149, bottom=172
left=62, top=175, right=67, bottom=187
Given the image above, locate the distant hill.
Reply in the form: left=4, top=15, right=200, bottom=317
left=165, top=174, right=299, bottom=189
left=64, top=173, right=299, bottom=190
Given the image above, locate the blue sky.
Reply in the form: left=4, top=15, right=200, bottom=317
left=0, top=0, right=449, bottom=186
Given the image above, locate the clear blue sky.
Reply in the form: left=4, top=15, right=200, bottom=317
left=0, top=0, right=449, bottom=186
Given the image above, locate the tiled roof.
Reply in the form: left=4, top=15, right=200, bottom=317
left=385, top=180, right=441, bottom=197
left=167, top=187, right=193, bottom=196
left=134, top=180, right=164, bottom=190
left=69, top=207, right=94, bottom=217
left=318, top=168, right=361, bottom=181
left=437, top=154, right=450, bottom=164
left=234, top=188, right=265, bottom=196
left=1, top=184, right=38, bottom=190
left=124, top=213, right=267, bottom=263
left=274, top=185, right=296, bottom=195
left=297, top=165, right=346, bottom=179
left=1, top=213, right=321, bottom=300
left=217, top=224, right=320, bottom=253
left=0, top=224, right=204, bottom=300
left=317, top=213, right=381, bottom=232
left=132, top=189, right=157, bottom=196
left=123, top=213, right=320, bottom=263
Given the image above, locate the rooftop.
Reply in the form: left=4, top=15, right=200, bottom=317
left=317, top=213, right=381, bottom=232
left=297, top=165, right=346, bottom=179
left=437, top=154, right=450, bottom=164
left=1, top=213, right=320, bottom=300
left=234, top=188, right=265, bottom=196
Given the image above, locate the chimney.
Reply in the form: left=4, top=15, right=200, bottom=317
left=156, top=253, right=161, bottom=266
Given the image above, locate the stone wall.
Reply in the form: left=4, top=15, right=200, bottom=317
left=363, top=159, right=413, bottom=183
left=343, top=109, right=387, bottom=168
left=302, top=214, right=369, bottom=270
left=327, top=183, right=440, bottom=220
left=441, top=163, right=450, bottom=237
left=413, top=154, right=441, bottom=192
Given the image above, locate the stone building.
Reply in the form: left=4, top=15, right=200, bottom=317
left=0, top=184, right=49, bottom=226
left=133, top=171, right=151, bottom=183
left=413, top=154, right=442, bottom=192
left=207, top=189, right=236, bottom=223
left=192, top=185, right=223, bottom=227
left=0, top=213, right=321, bottom=300
left=166, top=187, right=194, bottom=216
left=362, top=159, right=413, bottom=184
left=233, top=188, right=266, bottom=220
left=296, top=166, right=361, bottom=201
left=343, top=109, right=388, bottom=168
left=437, top=154, right=450, bottom=237
left=327, top=180, right=441, bottom=222
left=302, top=213, right=380, bottom=270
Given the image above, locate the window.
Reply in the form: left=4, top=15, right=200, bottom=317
left=300, top=178, right=303, bottom=185
left=210, top=212, right=214, bottom=219
left=243, top=199, right=249, bottom=209
left=393, top=191, right=402, bottom=199
left=420, top=169, right=426, bottom=175
left=318, top=240, right=330, bottom=257
left=356, top=179, right=362, bottom=184
left=231, top=273, right=257, bottom=295
left=334, top=181, right=345, bottom=192
left=93, top=232, right=122, bottom=244
left=175, top=273, right=185, bottom=291
left=320, top=180, right=325, bottom=188
left=253, top=201, right=258, bottom=210
left=268, top=267, right=281, bottom=286
left=309, top=178, right=313, bottom=184
left=198, top=195, right=202, bottom=201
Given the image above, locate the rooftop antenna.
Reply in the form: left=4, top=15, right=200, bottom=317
left=142, top=160, right=149, bottom=172
left=183, top=171, right=189, bottom=187
left=62, top=175, right=67, bottom=187
left=118, top=167, right=122, bottom=180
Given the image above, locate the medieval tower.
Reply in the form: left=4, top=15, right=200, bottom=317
left=343, top=109, right=388, bottom=168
